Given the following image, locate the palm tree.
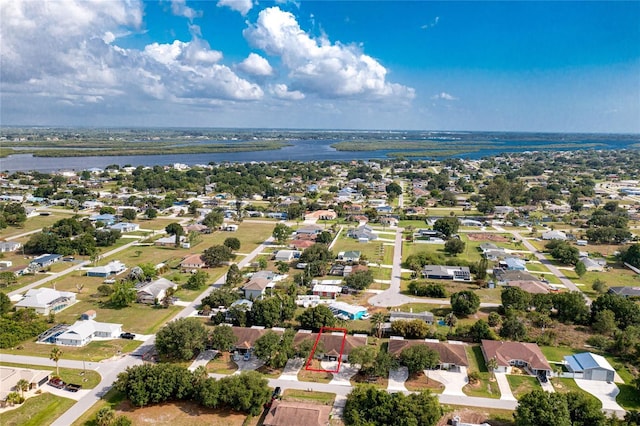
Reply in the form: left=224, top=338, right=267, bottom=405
left=445, top=313, right=458, bottom=334
left=50, top=346, right=63, bottom=376
left=370, top=312, right=386, bottom=339
left=16, top=378, right=29, bottom=399
left=486, top=357, right=499, bottom=380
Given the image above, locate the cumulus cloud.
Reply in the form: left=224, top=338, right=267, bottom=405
left=431, top=92, right=458, bottom=101
left=238, top=53, right=273, bottom=76
left=217, top=0, right=253, bottom=16
left=0, top=0, right=263, bottom=113
left=244, top=7, right=414, bottom=100
left=170, top=0, right=202, bottom=20
left=270, top=84, right=305, bottom=100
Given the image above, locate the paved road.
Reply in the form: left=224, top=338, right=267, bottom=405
left=492, top=225, right=590, bottom=303
left=8, top=238, right=146, bottom=298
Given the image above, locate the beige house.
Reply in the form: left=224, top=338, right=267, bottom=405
left=136, top=278, right=178, bottom=304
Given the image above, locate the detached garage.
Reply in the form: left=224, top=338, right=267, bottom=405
left=564, top=352, right=615, bottom=382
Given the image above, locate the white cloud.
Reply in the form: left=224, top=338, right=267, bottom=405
left=244, top=7, right=414, bottom=100
left=270, top=84, right=305, bottom=100
left=421, top=16, right=440, bottom=30
left=238, top=53, right=273, bottom=76
left=431, top=92, right=458, bottom=101
left=217, top=0, right=253, bottom=16
left=0, top=0, right=263, bottom=113
left=170, top=0, right=202, bottom=20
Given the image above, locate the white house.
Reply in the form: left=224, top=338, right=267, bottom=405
left=542, top=230, right=567, bottom=241
left=55, top=320, right=123, bottom=347
left=273, top=250, right=301, bottom=262
left=15, top=288, right=76, bottom=315
left=109, top=222, right=139, bottom=233
left=136, top=278, right=178, bottom=304
left=0, top=241, right=22, bottom=253
left=86, top=260, right=127, bottom=278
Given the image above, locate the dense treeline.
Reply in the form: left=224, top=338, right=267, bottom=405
left=114, top=364, right=270, bottom=415
left=0, top=307, right=49, bottom=349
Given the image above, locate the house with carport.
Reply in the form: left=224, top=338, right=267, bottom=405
left=564, top=352, right=616, bottom=381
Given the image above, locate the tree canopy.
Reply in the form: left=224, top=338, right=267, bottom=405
left=155, top=317, right=207, bottom=361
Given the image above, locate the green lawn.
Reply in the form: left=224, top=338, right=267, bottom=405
left=0, top=393, right=76, bottom=426
left=550, top=378, right=602, bottom=407
left=506, top=375, right=541, bottom=399
left=331, top=236, right=394, bottom=265
left=1, top=338, right=142, bottom=362
left=463, top=345, right=501, bottom=399
left=0, top=361, right=101, bottom=389
left=539, top=346, right=582, bottom=363
left=71, top=388, right=126, bottom=426
left=282, top=389, right=335, bottom=405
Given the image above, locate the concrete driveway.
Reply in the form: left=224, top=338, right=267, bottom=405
left=428, top=367, right=468, bottom=396
left=321, top=361, right=359, bottom=386
left=279, top=358, right=305, bottom=381
left=188, top=349, right=217, bottom=372
left=494, top=372, right=516, bottom=401
left=234, top=356, right=264, bottom=374
left=574, top=379, right=626, bottom=416
left=388, top=367, right=409, bottom=392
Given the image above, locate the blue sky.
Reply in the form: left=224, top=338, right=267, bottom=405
left=1, top=1, right=638, bottom=132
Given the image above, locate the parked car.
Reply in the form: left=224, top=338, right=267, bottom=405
left=272, top=386, right=282, bottom=399
left=120, top=332, right=136, bottom=340
left=65, top=383, right=82, bottom=392
left=243, top=352, right=251, bottom=361
left=48, top=378, right=65, bottom=389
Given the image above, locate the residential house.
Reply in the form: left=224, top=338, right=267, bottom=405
left=347, top=225, right=377, bottom=242
left=289, top=239, right=315, bottom=250
left=86, top=260, right=127, bottom=278
left=379, top=217, right=399, bottom=227
left=55, top=320, right=123, bottom=346
left=274, top=250, right=301, bottom=262
left=89, top=213, right=116, bottom=226
left=225, top=299, right=253, bottom=323
left=296, top=225, right=323, bottom=236
left=312, top=284, right=342, bottom=299
left=504, top=280, right=551, bottom=294
left=337, top=251, right=361, bottom=263
left=389, top=311, right=434, bottom=325
left=230, top=326, right=285, bottom=354
left=263, top=400, right=331, bottom=426
left=564, top=352, right=616, bottom=381
left=328, top=301, right=368, bottom=320
left=0, top=367, right=52, bottom=404
left=578, top=257, right=607, bottom=272
left=180, top=254, right=207, bottom=269
left=0, top=241, right=22, bottom=253
left=136, top=278, right=178, bottom=304
left=81, top=310, right=97, bottom=320
left=109, top=222, right=139, bottom=233
left=481, top=340, right=551, bottom=377
left=293, top=330, right=367, bottom=362
left=608, top=286, right=640, bottom=298
left=421, top=265, right=471, bottom=281
left=542, top=230, right=567, bottom=241
left=154, top=235, right=186, bottom=247
left=304, top=210, right=337, bottom=221
left=28, top=254, right=62, bottom=272
left=242, top=271, right=279, bottom=299
left=493, top=269, right=538, bottom=285
left=501, top=257, right=526, bottom=271
left=15, top=288, right=76, bottom=315
left=460, top=219, right=483, bottom=227
left=387, top=338, right=469, bottom=371
left=183, top=224, right=210, bottom=233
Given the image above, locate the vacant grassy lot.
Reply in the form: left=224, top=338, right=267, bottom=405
left=282, top=389, right=335, bottom=405
left=331, top=236, right=394, bottom=265
left=539, top=346, right=582, bottom=363
left=404, top=371, right=445, bottom=393
left=2, top=337, right=142, bottom=362
left=0, top=361, right=101, bottom=389
left=438, top=406, right=515, bottom=426
left=463, top=345, right=500, bottom=399
left=0, top=393, right=75, bottom=426
left=207, top=352, right=238, bottom=374
left=505, top=375, right=541, bottom=399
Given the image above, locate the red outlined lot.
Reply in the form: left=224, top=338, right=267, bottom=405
left=304, top=326, right=348, bottom=374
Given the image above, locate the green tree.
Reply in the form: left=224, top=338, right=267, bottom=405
left=476, top=257, right=489, bottom=280
left=96, top=407, right=116, bottom=426
left=121, top=208, right=137, bottom=221
left=165, top=222, right=184, bottom=247
left=276, top=261, right=290, bottom=274
left=0, top=291, right=11, bottom=315
left=223, top=237, right=241, bottom=251
left=272, top=223, right=292, bottom=244
left=218, top=371, right=271, bottom=415
left=450, top=290, right=480, bottom=316
left=202, top=211, right=224, bottom=229
left=566, top=391, right=607, bottom=426
left=145, top=208, right=158, bottom=219
left=591, top=309, right=617, bottom=335
left=0, top=271, right=17, bottom=287
left=254, top=329, right=295, bottom=368
left=546, top=240, right=579, bottom=265
left=488, top=312, right=502, bottom=327
left=433, top=217, right=460, bottom=238
left=189, top=200, right=203, bottom=216
left=297, top=304, right=337, bottom=330
left=250, top=297, right=283, bottom=327
left=202, top=245, right=235, bottom=268
left=209, top=325, right=237, bottom=352
left=370, top=312, right=386, bottom=339
left=469, top=319, right=496, bottom=342
left=500, top=313, right=528, bottom=341
left=225, top=264, right=244, bottom=287
left=553, top=292, right=590, bottom=325
left=385, top=182, right=402, bottom=199
left=621, top=243, right=640, bottom=269
left=16, top=378, right=29, bottom=398
left=348, top=345, right=378, bottom=373
left=399, top=345, right=440, bottom=375
left=109, top=281, right=136, bottom=308
left=444, top=238, right=465, bottom=255
left=184, top=270, right=208, bottom=290
left=574, top=261, right=587, bottom=277
left=344, top=269, right=374, bottom=290
left=514, top=390, right=571, bottom=426
left=501, top=286, right=532, bottom=311
left=155, top=317, right=207, bottom=361
left=50, top=346, right=63, bottom=376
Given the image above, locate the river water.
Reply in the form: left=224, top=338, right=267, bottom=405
left=0, top=135, right=637, bottom=172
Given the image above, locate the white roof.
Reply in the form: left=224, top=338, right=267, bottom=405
left=56, top=320, right=122, bottom=341
left=313, top=285, right=342, bottom=293
left=330, top=301, right=367, bottom=315
left=15, top=288, right=75, bottom=309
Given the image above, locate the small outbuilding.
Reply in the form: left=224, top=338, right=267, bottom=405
left=564, top=352, right=616, bottom=382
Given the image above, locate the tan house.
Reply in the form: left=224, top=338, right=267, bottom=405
left=180, top=254, right=206, bottom=269
left=481, top=339, right=551, bottom=377
left=293, top=330, right=367, bottom=362
left=387, top=338, right=469, bottom=371
left=136, top=278, right=178, bottom=304
left=263, top=400, right=331, bottom=426
left=0, top=367, right=52, bottom=405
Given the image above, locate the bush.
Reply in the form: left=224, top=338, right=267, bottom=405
left=407, top=281, right=447, bottom=298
